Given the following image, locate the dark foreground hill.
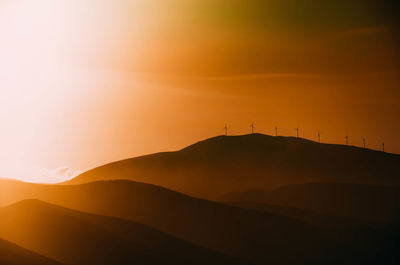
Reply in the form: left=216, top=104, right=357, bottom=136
left=0, top=199, right=246, bottom=265
left=224, top=201, right=368, bottom=228
left=0, top=239, right=63, bottom=265
left=365, top=219, right=400, bottom=265
left=66, top=134, right=400, bottom=199
left=220, top=183, right=400, bottom=223
left=0, top=179, right=391, bottom=265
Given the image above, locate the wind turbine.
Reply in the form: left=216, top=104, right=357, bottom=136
left=275, top=126, right=278, bottom=137
left=382, top=142, right=385, bottom=152
left=250, top=122, right=255, bottom=134
left=223, top=124, right=228, bottom=136
left=318, top=132, right=321, bottom=143
left=345, top=135, right=349, bottom=145
left=363, top=138, right=366, bottom=149
left=295, top=128, right=299, bottom=138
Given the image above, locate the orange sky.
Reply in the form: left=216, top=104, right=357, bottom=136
left=0, top=0, right=399, bottom=183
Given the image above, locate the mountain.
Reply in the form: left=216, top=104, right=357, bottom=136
left=224, top=201, right=367, bottom=228
left=0, top=199, right=247, bottom=265
left=0, top=239, right=63, bottom=265
left=66, top=134, right=400, bottom=199
left=0, top=179, right=388, bottom=265
left=222, top=201, right=392, bottom=253
left=220, top=183, right=400, bottom=223
left=365, top=220, right=400, bottom=265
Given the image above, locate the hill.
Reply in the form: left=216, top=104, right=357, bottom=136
left=66, top=134, right=400, bottom=199
left=220, top=183, right=400, bottom=223
left=0, top=199, right=247, bottom=265
left=0, top=239, right=63, bottom=265
left=223, top=201, right=367, bottom=228
left=0, top=179, right=389, bottom=265
left=365, top=220, right=400, bottom=265
left=222, top=201, right=393, bottom=255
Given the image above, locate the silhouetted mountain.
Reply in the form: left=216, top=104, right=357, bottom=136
left=0, top=199, right=247, bottom=265
left=0, top=179, right=35, bottom=206
left=223, top=201, right=391, bottom=256
left=365, top=219, right=400, bottom=265
left=221, top=183, right=400, bottom=223
left=224, top=201, right=366, bottom=228
left=0, top=179, right=388, bottom=265
left=66, top=134, right=400, bottom=199
left=0, top=239, right=63, bottom=265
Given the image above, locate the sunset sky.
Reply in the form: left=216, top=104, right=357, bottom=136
left=0, top=0, right=399, bottom=183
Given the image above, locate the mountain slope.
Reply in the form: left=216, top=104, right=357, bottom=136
left=365, top=220, right=400, bottom=265
left=223, top=201, right=391, bottom=257
left=220, top=183, right=400, bottom=223
left=223, top=201, right=366, bottom=228
left=0, top=199, right=246, bottom=265
left=66, top=134, right=400, bottom=199
left=0, top=239, right=64, bottom=265
left=0, top=179, right=389, bottom=265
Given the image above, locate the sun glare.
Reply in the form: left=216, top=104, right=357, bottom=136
left=0, top=0, right=104, bottom=183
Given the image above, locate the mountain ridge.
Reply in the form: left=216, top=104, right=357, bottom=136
left=1, top=179, right=394, bottom=264
left=0, top=199, right=248, bottom=265
left=66, top=133, right=400, bottom=199
left=0, top=238, right=64, bottom=265
left=220, top=182, right=400, bottom=223
left=0, top=179, right=344, bottom=265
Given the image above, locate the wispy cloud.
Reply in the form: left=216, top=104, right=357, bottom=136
left=12, top=167, right=83, bottom=184
left=37, top=167, right=83, bottom=183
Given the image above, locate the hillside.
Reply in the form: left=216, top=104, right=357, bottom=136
left=365, top=220, right=400, bottom=265
left=220, top=183, right=400, bottom=223
left=223, top=201, right=367, bottom=228
left=222, top=201, right=392, bottom=253
left=66, top=134, right=400, bottom=199
left=0, top=239, right=63, bottom=265
left=0, top=179, right=390, bottom=265
left=0, top=199, right=246, bottom=265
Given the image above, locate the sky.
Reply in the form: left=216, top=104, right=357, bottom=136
left=0, top=0, right=399, bottom=183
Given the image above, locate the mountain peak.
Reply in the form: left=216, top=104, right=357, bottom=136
left=67, top=133, right=400, bottom=199
left=181, top=133, right=318, bottom=152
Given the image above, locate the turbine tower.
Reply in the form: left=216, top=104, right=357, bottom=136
left=318, top=132, right=321, bottom=143
left=382, top=142, right=385, bottom=152
left=345, top=135, right=349, bottom=145
left=363, top=138, right=366, bottom=149
left=250, top=122, right=255, bottom=134
left=296, top=128, right=299, bottom=138
left=223, top=124, right=228, bottom=136
left=275, top=126, right=278, bottom=137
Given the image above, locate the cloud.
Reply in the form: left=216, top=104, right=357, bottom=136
left=36, top=167, right=83, bottom=184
